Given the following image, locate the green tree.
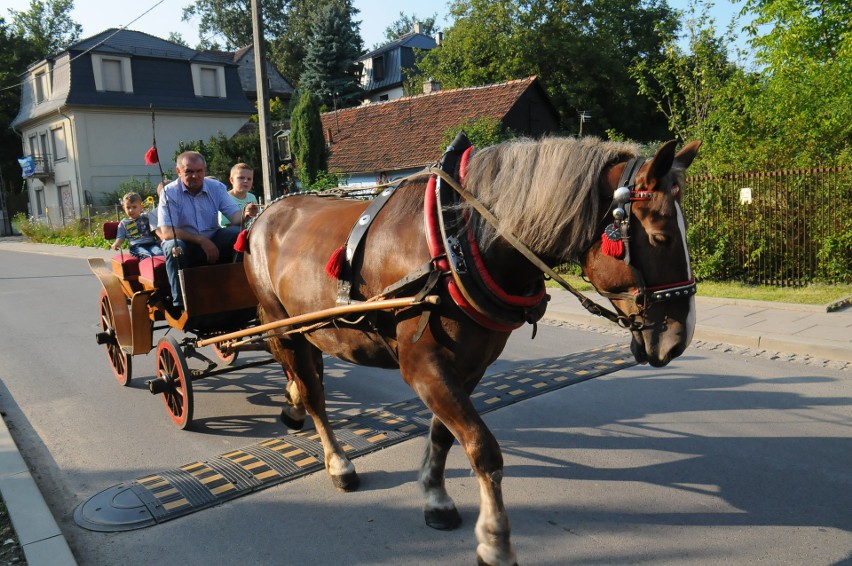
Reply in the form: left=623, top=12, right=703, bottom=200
left=630, top=1, right=738, bottom=144
left=0, top=18, right=40, bottom=195
left=383, top=11, right=440, bottom=43
left=439, top=117, right=516, bottom=152
left=418, top=0, right=678, bottom=141
left=289, top=91, right=327, bottom=187
left=8, top=0, right=81, bottom=56
left=299, top=0, right=363, bottom=109
left=182, top=0, right=289, bottom=50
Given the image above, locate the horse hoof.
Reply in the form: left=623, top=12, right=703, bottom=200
left=279, top=407, right=305, bottom=431
left=331, top=471, right=360, bottom=492
left=424, top=507, right=462, bottom=530
left=476, top=555, right=517, bottom=566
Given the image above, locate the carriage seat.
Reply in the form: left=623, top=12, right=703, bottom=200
left=102, top=221, right=167, bottom=288
left=103, top=221, right=141, bottom=279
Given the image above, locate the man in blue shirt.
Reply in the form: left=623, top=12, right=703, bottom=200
left=157, top=151, right=258, bottom=313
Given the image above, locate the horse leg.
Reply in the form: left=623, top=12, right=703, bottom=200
left=286, top=337, right=359, bottom=492
left=259, top=303, right=307, bottom=430
left=419, top=415, right=462, bottom=530
left=407, top=373, right=517, bottom=566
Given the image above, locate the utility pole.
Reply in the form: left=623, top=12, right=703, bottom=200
left=251, top=0, right=277, bottom=204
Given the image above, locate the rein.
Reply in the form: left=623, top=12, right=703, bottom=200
left=428, top=163, right=696, bottom=332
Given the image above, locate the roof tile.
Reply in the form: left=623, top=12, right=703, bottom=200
left=320, top=77, right=539, bottom=174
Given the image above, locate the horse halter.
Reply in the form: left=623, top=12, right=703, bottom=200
left=594, top=157, right=697, bottom=330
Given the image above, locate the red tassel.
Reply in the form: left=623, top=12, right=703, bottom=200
left=145, top=146, right=159, bottom=165
left=601, top=235, right=624, bottom=258
left=234, top=229, right=248, bottom=252
left=325, top=246, right=346, bottom=279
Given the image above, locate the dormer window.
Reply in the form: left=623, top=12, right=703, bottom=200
left=33, top=68, right=50, bottom=104
left=372, top=56, right=385, bottom=82
left=191, top=64, right=226, bottom=98
left=92, top=54, right=134, bottom=93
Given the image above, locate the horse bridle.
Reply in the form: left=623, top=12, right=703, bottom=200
left=592, top=157, right=697, bottom=330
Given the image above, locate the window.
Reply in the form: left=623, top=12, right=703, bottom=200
left=102, top=59, right=124, bottom=91
left=379, top=94, right=389, bottom=101
left=91, top=54, right=133, bottom=93
left=191, top=64, right=226, bottom=98
left=35, top=188, right=45, bottom=216
left=34, top=70, right=49, bottom=103
left=372, top=56, right=385, bottom=81
left=51, top=125, right=67, bottom=161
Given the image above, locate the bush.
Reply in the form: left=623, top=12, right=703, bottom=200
left=14, top=212, right=112, bottom=249
left=101, top=177, right=159, bottom=206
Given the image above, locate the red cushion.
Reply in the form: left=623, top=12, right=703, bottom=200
left=103, top=221, right=120, bottom=240
left=139, top=256, right=168, bottom=288
left=112, top=255, right=139, bottom=277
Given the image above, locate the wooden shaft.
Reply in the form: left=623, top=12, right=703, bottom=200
left=196, top=295, right=440, bottom=347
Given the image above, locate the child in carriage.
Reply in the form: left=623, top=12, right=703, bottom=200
left=112, top=192, right=164, bottom=258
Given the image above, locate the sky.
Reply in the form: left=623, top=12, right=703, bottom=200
left=2, top=0, right=746, bottom=53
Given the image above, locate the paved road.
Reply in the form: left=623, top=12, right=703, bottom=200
left=1, top=248, right=851, bottom=565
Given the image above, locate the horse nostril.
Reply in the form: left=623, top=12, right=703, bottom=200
left=651, top=233, right=670, bottom=246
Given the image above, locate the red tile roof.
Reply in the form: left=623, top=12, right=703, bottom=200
left=320, top=76, right=541, bottom=175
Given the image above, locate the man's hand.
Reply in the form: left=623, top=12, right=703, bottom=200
left=244, top=203, right=258, bottom=219
left=199, top=236, right=219, bottom=263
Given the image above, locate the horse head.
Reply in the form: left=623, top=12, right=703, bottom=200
left=583, top=140, right=702, bottom=367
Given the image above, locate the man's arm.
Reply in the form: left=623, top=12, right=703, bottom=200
left=225, top=203, right=258, bottom=226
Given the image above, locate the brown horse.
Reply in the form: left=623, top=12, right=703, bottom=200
left=244, top=136, right=701, bottom=566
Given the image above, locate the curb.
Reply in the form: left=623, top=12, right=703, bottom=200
left=544, top=306, right=852, bottom=364
left=0, top=415, right=77, bottom=566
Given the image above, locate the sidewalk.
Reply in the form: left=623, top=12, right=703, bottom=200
left=544, top=286, right=852, bottom=365
left=0, top=237, right=850, bottom=565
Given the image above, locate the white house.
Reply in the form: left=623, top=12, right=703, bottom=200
left=11, top=29, right=255, bottom=224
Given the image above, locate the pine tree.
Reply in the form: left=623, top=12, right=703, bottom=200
left=289, top=91, right=327, bottom=187
left=299, top=0, right=363, bottom=109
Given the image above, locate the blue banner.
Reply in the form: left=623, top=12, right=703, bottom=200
left=18, top=156, right=35, bottom=177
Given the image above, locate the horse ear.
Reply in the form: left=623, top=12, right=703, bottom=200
left=675, top=140, right=702, bottom=169
left=646, top=139, right=678, bottom=182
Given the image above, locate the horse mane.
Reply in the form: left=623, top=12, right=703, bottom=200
left=461, top=136, right=640, bottom=261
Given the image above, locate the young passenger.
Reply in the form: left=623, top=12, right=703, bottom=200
left=219, top=163, right=259, bottom=228
left=112, top=192, right=164, bottom=258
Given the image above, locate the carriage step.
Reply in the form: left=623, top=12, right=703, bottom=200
left=75, top=342, right=635, bottom=532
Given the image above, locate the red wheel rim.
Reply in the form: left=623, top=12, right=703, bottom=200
left=156, top=337, right=193, bottom=429
left=211, top=343, right=238, bottom=365
left=99, top=290, right=131, bottom=386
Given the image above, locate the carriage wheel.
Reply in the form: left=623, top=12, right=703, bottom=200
left=99, top=290, right=132, bottom=386
left=211, top=343, right=239, bottom=366
left=155, top=336, right=194, bottom=430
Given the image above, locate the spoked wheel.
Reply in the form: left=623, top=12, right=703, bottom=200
left=155, top=336, right=194, bottom=430
left=211, top=342, right=238, bottom=366
left=99, top=290, right=132, bottom=386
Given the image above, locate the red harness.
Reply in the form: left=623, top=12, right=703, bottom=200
left=424, top=147, right=546, bottom=331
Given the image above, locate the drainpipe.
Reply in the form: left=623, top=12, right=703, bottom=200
left=58, top=107, right=84, bottom=218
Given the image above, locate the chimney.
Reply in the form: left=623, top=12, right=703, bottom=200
left=413, top=22, right=422, bottom=34
left=435, top=32, right=443, bottom=46
left=327, top=128, right=333, bottom=145
left=423, top=78, right=441, bottom=95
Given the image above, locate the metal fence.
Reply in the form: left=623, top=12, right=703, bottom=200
left=683, top=166, right=852, bottom=286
